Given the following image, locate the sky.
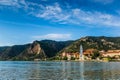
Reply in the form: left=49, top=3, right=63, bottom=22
left=0, top=0, right=120, bottom=46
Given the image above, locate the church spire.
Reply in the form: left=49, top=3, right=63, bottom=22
left=80, top=45, right=84, bottom=61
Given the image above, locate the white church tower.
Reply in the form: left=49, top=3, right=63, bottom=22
left=79, top=45, right=84, bottom=61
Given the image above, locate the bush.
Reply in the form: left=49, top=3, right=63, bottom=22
left=71, top=57, right=75, bottom=60
left=91, top=51, right=100, bottom=59
left=63, top=56, right=68, bottom=60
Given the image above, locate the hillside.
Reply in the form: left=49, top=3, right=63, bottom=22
left=39, top=40, right=73, bottom=57
left=0, top=36, right=120, bottom=60
left=0, top=40, right=73, bottom=60
left=59, top=36, right=120, bottom=54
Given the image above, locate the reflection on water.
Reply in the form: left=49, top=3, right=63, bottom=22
left=0, top=61, right=120, bottom=80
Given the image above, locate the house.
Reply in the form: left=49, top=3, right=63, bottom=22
left=83, top=49, right=97, bottom=56
left=102, top=50, right=120, bottom=57
left=61, top=52, right=80, bottom=60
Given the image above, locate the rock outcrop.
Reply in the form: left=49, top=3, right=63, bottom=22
left=27, top=41, right=42, bottom=54
left=0, top=40, right=73, bottom=60
left=18, top=41, right=46, bottom=60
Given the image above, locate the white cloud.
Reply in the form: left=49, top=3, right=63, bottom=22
left=33, top=3, right=70, bottom=23
left=93, top=0, right=113, bottom=4
left=0, top=0, right=20, bottom=7
left=31, top=3, right=120, bottom=27
left=32, top=33, right=71, bottom=40
left=1, top=0, right=120, bottom=27
left=71, top=9, right=120, bottom=27
left=0, top=0, right=30, bottom=8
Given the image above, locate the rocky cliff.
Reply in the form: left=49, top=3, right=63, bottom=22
left=17, top=41, right=46, bottom=60
left=27, top=41, right=42, bottom=54
left=0, top=40, right=72, bottom=60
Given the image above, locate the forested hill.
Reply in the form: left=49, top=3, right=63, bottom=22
left=0, top=40, right=73, bottom=60
left=0, top=36, right=120, bottom=60
left=38, top=40, right=73, bottom=57
left=59, top=36, right=120, bottom=54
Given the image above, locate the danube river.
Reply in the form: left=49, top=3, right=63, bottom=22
left=0, top=61, right=120, bottom=80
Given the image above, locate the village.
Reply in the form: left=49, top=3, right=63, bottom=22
left=59, top=45, right=120, bottom=61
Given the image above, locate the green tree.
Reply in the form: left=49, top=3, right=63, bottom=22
left=71, top=57, right=75, bottom=60
left=63, top=56, right=68, bottom=60
left=91, top=51, right=100, bottom=59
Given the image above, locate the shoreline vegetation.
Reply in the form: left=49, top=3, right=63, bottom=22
left=1, top=55, right=120, bottom=62
left=1, top=59, right=120, bottom=62
left=47, top=58, right=120, bottom=62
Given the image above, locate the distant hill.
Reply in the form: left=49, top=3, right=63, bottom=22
left=0, top=36, right=120, bottom=60
left=0, top=44, right=30, bottom=60
left=0, top=40, right=73, bottom=60
left=39, top=40, right=73, bottom=57
left=58, top=36, right=120, bottom=54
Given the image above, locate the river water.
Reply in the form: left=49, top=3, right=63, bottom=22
left=0, top=61, right=120, bottom=80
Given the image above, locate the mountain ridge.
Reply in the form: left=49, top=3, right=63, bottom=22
left=58, top=36, right=120, bottom=54
left=0, top=40, right=73, bottom=60
left=0, top=36, right=120, bottom=60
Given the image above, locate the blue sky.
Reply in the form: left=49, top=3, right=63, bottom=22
left=0, top=0, right=120, bottom=46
